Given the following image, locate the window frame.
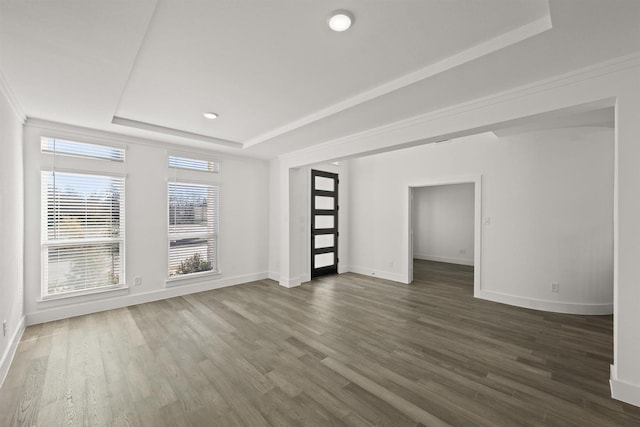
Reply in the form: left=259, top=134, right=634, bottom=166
left=39, top=136, right=127, bottom=300
left=168, top=155, right=220, bottom=173
left=166, top=154, right=221, bottom=284
left=41, top=137, right=125, bottom=162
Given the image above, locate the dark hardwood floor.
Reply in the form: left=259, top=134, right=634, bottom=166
left=1, top=259, right=639, bottom=426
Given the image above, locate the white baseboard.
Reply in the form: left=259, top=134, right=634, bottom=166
left=610, top=364, right=640, bottom=407
left=26, top=272, right=268, bottom=326
left=476, top=289, right=613, bottom=315
left=278, top=276, right=302, bottom=288
left=271, top=271, right=311, bottom=287
left=268, top=271, right=280, bottom=282
left=348, top=265, right=408, bottom=284
left=414, top=253, right=474, bottom=266
left=0, top=315, right=25, bottom=390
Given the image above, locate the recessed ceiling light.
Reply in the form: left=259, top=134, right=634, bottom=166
left=328, top=10, right=354, bottom=32
left=203, top=112, right=218, bottom=120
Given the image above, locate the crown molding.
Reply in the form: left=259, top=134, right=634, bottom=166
left=24, top=118, right=266, bottom=163
left=111, top=116, right=242, bottom=149
left=244, top=14, right=553, bottom=149
left=280, top=51, right=640, bottom=166
left=0, top=69, right=26, bottom=123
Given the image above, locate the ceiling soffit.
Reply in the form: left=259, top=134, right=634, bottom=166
left=111, top=0, right=551, bottom=150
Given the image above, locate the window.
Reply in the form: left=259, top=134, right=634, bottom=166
left=41, top=137, right=124, bottom=162
left=168, top=154, right=219, bottom=279
left=40, top=136, right=126, bottom=297
left=168, top=155, right=219, bottom=172
left=168, top=183, right=219, bottom=277
left=41, top=171, right=125, bottom=295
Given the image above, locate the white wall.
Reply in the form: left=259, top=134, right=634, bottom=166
left=268, top=157, right=281, bottom=280
left=0, top=85, right=25, bottom=387
left=413, top=183, right=474, bottom=266
left=272, top=57, right=640, bottom=406
left=22, top=121, right=270, bottom=324
left=349, top=127, right=613, bottom=314
left=268, top=160, right=349, bottom=286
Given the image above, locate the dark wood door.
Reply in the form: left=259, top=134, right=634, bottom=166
left=311, top=170, right=338, bottom=278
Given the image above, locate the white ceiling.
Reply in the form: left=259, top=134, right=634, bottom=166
left=1, top=0, right=639, bottom=159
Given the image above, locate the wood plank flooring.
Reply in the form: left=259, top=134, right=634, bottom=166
left=2, top=259, right=640, bottom=426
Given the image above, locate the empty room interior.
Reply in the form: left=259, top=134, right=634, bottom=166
left=2, top=1, right=640, bottom=426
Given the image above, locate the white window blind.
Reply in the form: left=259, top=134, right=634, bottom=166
left=168, top=183, right=219, bottom=277
left=41, top=171, right=125, bottom=295
left=168, top=155, right=219, bottom=172
left=41, top=137, right=124, bottom=162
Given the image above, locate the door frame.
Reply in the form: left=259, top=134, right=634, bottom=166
left=311, top=169, right=339, bottom=278
left=407, top=175, right=482, bottom=295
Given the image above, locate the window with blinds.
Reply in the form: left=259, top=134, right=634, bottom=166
left=41, top=171, right=125, bottom=295
left=41, top=137, right=124, bottom=162
left=168, top=155, right=219, bottom=172
left=168, top=183, right=219, bottom=277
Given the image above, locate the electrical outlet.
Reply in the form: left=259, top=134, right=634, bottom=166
left=459, top=249, right=466, bottom=255
left=2, top=320, right=6, bottom=337
left=134, top=276, right=142, bottom=286
left=551, top=283, right=560, bottom=293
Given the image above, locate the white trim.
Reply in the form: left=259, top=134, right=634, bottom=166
left=165, top=270, right=221, bottom=287
left=0, top=316, right=25, bottom=390
left=414, top=254, right=474, bottom=266
left=43, top=237, right=124, bottom=248
left=167, top=175, right=221, bottom=186
left=278, top=276, right=302, bottom=288
left=41, top=167, right=127, bottom=179
left=245, top=14, right=552, bottom=148
left=111, top=116, right=242, bottom=149
left=476, top=289, right=613, bottom=315
left=280, top=53, right=640, bottom=168
left=39, top=284, right=129, bottom=303
left=0, top=69, right=26, bottom=122
left=348, top=265, right=408, bottom=284
left=39, top=154, right=128, bottom=178
left=26, top=272, right=268, bottom=326
left=613, top=97, right=620, bottom=372
left=610, top=365, right=640, bottom=407
left=25, top=118, right=265, bottom=162
left=167, top=232, right=217, bottom=241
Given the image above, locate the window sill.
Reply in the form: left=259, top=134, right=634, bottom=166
left=165, top=270, right=221, bottom=287
left=38, top=284, right=129, bottom=304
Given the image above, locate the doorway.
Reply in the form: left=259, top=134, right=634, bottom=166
left=413, top=182, right=475, bottom=287
left=407, top=176, right=482, bottom=294
left=311, top=170, right=339, bottom=278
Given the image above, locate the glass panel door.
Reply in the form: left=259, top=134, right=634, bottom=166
left=311, top=170, right=339, bottom=278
